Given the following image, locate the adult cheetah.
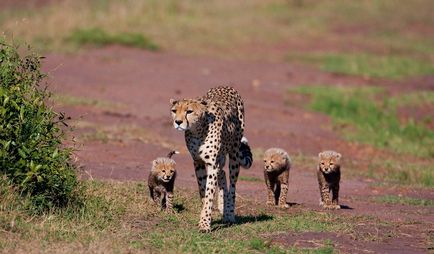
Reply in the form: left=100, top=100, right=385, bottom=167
left=170, top=86, right=252, bottom=232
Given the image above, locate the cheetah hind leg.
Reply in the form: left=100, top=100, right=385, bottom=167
left=223, top=156, right=239, bottom=224
left=216, top=155, right=227, bottom=215
left=217, top=170, right=227, bottom=216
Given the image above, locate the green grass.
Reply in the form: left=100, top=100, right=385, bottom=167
left=373, top=195, right=434, bottom=207
left=52, top=94, right=125, bottom=110
left=290, top=85, right=434, bottom=159
left=67, top=27, right=159, bottom=50
left=393, top=91, right=434, bottom=107
left=287, top=53, right=434, bottom=79
left=239, top=175, right=263, bottom=182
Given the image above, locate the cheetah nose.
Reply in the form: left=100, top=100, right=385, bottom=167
left=175, top=120, right=183, bottom=125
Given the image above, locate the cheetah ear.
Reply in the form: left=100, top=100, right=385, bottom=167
left=199, top=100, right=207, bottom=106
left=152, top=160, right=158, bottom=168
left=336, top=153, right=342, bottom=160
left=170, top=99, right=178, bottom=105
left=318, top=152, right=324, bottom=158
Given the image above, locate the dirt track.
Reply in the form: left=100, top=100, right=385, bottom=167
left=42, top=46, right=433, bottom=253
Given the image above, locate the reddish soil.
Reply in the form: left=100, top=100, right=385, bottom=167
left=42, top=46, right=433, bottom=253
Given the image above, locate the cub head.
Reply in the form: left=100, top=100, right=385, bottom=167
left=170, top=99, right=207, bottom=131
left=318, top=151, right=341, bottom=174
left=263, top=148, right=290, bottom=172
left=152, top=158, right=176, bottom=183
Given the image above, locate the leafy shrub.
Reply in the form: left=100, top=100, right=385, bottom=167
left=0, top=42, right=79, bottom=211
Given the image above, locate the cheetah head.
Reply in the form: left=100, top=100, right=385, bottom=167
left=263, top=148, right=290, bottom=172
left=170, top=99, right=207, bottom=131
left=152, top=158, right=176, bottom=183
left=318, top=151, right=341, bottom=174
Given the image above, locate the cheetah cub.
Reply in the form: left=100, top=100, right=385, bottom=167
left=263, top=148, right=291, bottom=208
left=317, top=150, right=341, bottom=210
left=148, top=150, right=179, bottom=212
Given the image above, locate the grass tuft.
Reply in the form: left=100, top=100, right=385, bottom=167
left=373, top=195, right=434, bottom=207
left=67, top=27, right=159, bottom=51
left=287, top=53, right=434, bottom=79
left=239, top=175, right=263, bottom=182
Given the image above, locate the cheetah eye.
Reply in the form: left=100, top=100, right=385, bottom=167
left=330, top=163, right=334, bottom=166
left=186, top=110, right=193, bottom=114
left=270, top=160, right=274, bottom=163
left=321, top=162, right=325, bottom=165
left=171, top=109, right=176, bottom=113
left=263, top=160, right=267, bottom=163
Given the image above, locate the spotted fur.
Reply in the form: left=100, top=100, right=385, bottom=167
left=170, top=86, right=252, bottom=232
left=263, top=148, right=291, bottom=208
left=317, top=150, right=341, bottom=210
left=148, top=150, right=179, bottom=212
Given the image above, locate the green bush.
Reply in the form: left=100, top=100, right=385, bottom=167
left=0, top=42, right=79, bottom=212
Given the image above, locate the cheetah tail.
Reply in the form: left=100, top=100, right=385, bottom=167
left=167, top=150, right=180, bottom=159
left=239, top=137, right=253, bottom=169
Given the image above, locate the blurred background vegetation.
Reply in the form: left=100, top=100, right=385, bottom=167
left=1, top=0, right=433, bottom=64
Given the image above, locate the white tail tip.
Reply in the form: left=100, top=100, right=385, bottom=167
left=241, top=136, right=248, bottom=144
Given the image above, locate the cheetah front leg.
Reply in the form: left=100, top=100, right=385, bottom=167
left=320, top=184, right=333, bottom=209
left=224, top=156, right=239, bottom=224
left=278, top=171, right=290, bottom=208
left=165, top=192, right=174, bottom=212
left=194, top=160, right=206, bottom=203
left=278, top=183, right=289, bottom=208
left=198, top=164, right=219, bottom=233
left=331, top=184, right=340, bottom=209
left=149, top=186, right=156, bottom=203
left=264, top=172, right=276, bottom=206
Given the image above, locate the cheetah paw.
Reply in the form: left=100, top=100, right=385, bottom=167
left=198, top=223, right=211, bottom=233
left=266, top=201, right=275, bottom=206
left=323, top=204, right=340, bottom=210
left=223, top=215, right=236, bottom=224
left=279, top=203, right=290, bottom=208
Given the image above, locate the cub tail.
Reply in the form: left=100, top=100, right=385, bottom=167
left=167, top=150, right=180, bottom=159
left=239, top=137, right=253, bottom=169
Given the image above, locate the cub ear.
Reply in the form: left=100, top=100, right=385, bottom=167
left=200, top=100, right=207, bottom=106
left=170, top=99, right=178, bottom=105
left=336, top=152, right=342, bottom=160
left=318, top=152, right=324, bottom=158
